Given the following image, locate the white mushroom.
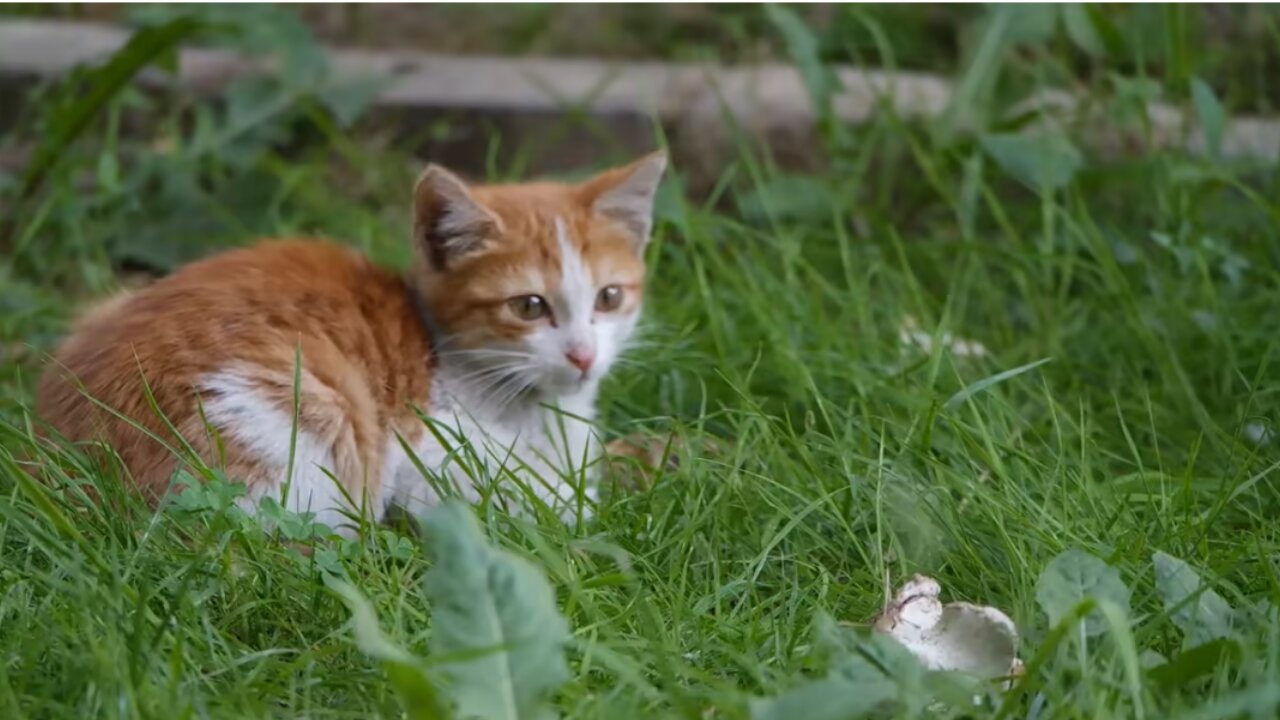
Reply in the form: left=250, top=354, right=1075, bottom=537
left=874, top=575, right=1022, bottom=684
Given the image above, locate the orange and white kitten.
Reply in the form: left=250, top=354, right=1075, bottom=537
left=36, top=152, right=667, bottom=533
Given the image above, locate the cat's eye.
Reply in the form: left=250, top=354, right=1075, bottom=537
left=508, top=295, right=549, bottom=321
left=595, top=285, right=624, bottom=312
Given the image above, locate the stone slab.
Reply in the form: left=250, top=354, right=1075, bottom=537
left=0, top=18, right=1276, bottom=196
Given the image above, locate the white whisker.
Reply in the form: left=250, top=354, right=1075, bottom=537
left=453, top=366, right=529, bottom=399
left=446, top=361, right=531, bottom=385
left=439, top=348, right=534, bottom=361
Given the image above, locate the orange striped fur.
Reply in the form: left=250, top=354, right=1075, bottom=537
left=35, top=153, right=667, bottom=532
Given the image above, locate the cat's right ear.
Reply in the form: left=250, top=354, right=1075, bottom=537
left=413, top=165, right=502, bottom=269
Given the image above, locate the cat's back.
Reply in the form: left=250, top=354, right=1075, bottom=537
left=44, top=239, right=413, bottom=384
left=36, top=240, right=431, bottom=492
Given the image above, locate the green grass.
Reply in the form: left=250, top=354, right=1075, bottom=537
left=3, top=5, right=1280, bottom=719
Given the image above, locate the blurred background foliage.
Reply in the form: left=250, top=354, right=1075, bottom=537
left=3, top=3, right=1279, bottom=422
left=2, top=5, right=1280, bottom=718
left=7, top=3, right=1280, bottom=112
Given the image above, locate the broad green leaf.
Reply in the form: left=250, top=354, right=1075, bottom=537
left=1167, top=683, right=1280, bottom=720
left=315, top=75, right=389, bottom=128
left=1190, top=77, right=1227, bottom=160
left=749, top=675, right=895, bottom=720
left=1082, top=5, right=1126, bottom=56
left=920, top=670, right=986, bottom=709
left=329, top=578, right=449, bottom=720
left=1153, top=551, right=1236, bottom=649
left=1003, top=4, right=1059, bottom=44
left=1062, top=5, right=1104, bottom=56
left=980, top=131, right=1083, bottom=195
left=737, top=174, right=840, bottom=224
left=1147, top=638, right=1241, bottom=689
left=750, top=613, right=914, bottom=720
left=1140, top=649, right=1168, bottom=668
left=1035, top=548, right=1132, bottom=636
left=1060, top=6, right=1096, bottom=54
left=815, top=613, right=922, bottom=685
left=95, top=152, right=121, bottom=194
left=423, top=501, right=571, bottom=720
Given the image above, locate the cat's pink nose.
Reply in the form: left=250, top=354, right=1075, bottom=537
left=565, top=347, right=595, bottom=373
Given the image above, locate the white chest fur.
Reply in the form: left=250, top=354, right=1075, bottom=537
left=381, top=373, right=602, bottom=522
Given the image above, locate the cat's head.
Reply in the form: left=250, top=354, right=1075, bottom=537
left=410, top=153, right=666, bottom=400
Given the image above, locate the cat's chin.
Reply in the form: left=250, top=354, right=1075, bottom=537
left=536, top=371, right=595, bottom=398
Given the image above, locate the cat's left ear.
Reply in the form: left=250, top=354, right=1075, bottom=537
left=579, top=151, right=667, bottom=249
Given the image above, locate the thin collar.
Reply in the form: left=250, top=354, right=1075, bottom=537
left=403, top=276, right=442, bottom=354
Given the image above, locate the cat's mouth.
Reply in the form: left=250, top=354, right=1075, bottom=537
left=540, top=366, right=593, bottom=394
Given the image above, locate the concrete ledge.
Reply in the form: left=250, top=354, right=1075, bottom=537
left=1, top=18, right=1277, bottom=194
